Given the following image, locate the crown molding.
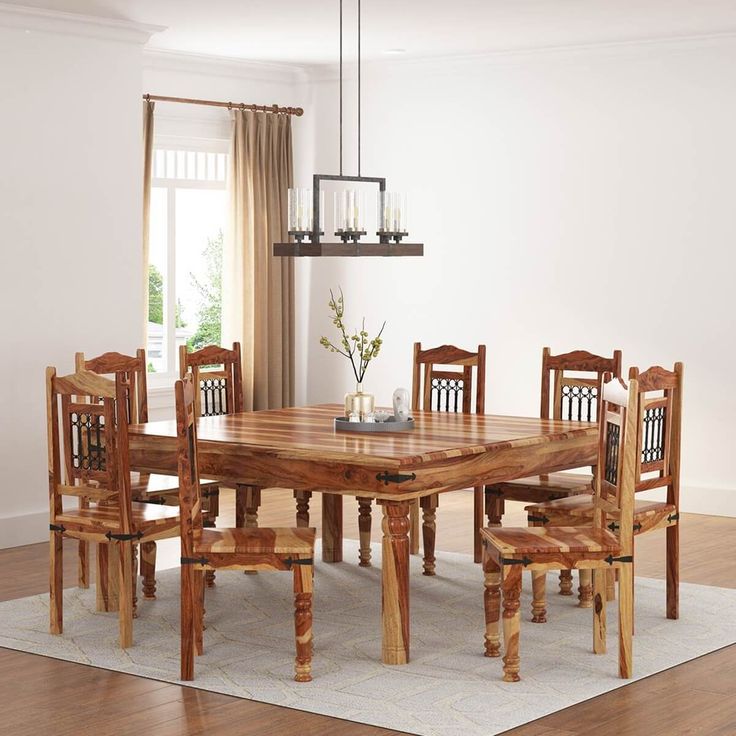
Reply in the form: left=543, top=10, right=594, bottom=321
left=0, top=2, right=163, bottom=44
left=143, top=47, right=310, bottom=85
left=304, top=30, right=736, bottom=83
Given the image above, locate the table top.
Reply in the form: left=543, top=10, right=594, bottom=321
left=129, top=404, right=596, bottom=469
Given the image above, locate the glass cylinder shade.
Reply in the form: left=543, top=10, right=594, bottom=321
left=377, top=191, right=408, bottom=235
left=334, top=189, right=366, bottom=233
left=288, top=188, right=324, bottom=234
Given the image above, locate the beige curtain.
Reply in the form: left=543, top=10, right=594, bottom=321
left=141, top=99, right=155, bottom=345
left=224, top=110, right=294, bottom=410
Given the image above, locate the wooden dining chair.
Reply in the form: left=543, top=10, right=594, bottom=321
left=525, top=362, right=683, bottom=622
left=46, top=368, right=180, bottom=647
left=175, top=375, right=315, bottom=681
left=76, top=349, right=219, bottom=602
left=485, top=347, right=621, bottom=603
left=179, top=342, right=260, bottom=530
left=481, top=373, right=637, bottom=681
left=348, top=343, right=486, bottom=571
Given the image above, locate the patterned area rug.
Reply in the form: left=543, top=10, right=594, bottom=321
left=1, top=541, right=735, bottom=736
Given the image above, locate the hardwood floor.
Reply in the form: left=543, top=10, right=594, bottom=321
left=2, top=488, right=735, bottom=735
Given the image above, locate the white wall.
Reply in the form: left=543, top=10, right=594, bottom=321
left=0, top=8, right=154, bottom=547
left=301, top=37, right=736, bottom=516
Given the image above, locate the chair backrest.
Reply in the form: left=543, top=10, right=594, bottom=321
left=411, top=342, right=486, bottom=414
left=179, top=343, right=244, bottom=418
left=75, top=349, right=149, bottom=424
left=592, top=374, right=639, bottom=555
left=540, top=348, right=623, bottom=423
left=46, top=368, right=134, bottom=534
left=174, top=375, right=203, bottom=556
left=629, top=363, right=683, bottom=505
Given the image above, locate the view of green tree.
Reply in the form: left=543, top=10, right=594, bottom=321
left=187, top=230, right=223, bottom=351
left=148, top=264, right=187, bottom=328
left=148, top=265, right=164, bottom=324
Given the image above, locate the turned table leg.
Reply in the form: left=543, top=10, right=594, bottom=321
left=357, top=497, right=373, bottom=567
left=473, top=486, right=484, bottom=563
left=379, top=499, right=411, bottom=665
left=294, top=490, right=312, bottom=527
left=502, top=564, right=522, bottom=682
left=531, top=571, right=547, bottom=623
left=293, top=560, right=314, bottom=682
left=322, top=493, right=343, bottom=563
left=409, top=501, right=420, bottom=555
left=559, top=570, right=574, bottom=596
left=593, top=567, right=607, bottom=654
left=140, top=541, right=157, bottom=599
left=243, top=487, right=261, bottom=576
left=420, top=494, right=438, bottom=576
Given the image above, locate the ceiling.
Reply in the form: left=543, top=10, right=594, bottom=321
left=6, top=0, right=736, bottom=65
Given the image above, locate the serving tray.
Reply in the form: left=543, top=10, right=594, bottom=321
left=334, top=416, right=415, bottom=433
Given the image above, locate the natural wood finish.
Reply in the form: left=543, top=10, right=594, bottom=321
left=357, top=497, right=373, bottom=566
left=526, top=362, right=683, bottom=622
left=1, top=497, right=734, bottom=736
left=76, top=349, right=220, bottom=599
left=322, top=493, right=343, bottom=563
left=420, top=494, right=439, bottom=575
left=379, top=500, right=411, bottom=665
left=481, top=374, right=638, bottom=681
left=129, top=403, right=597, bottom=665
left=354, top=341, right=487, bottom=568
left=46, top=367, right=180, bottom=647
left=485, top=347, right=621, bottom=546
left=174, top=375, right=314, bottom=681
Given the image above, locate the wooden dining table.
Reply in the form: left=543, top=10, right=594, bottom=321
left=128, top=403, right=597, bottom=665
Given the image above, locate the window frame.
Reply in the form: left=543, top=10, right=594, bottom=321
left=147, top=136, right=230, bottom=387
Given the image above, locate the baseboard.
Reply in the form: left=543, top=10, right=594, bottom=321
left=0, top=510, right=49, bottom=550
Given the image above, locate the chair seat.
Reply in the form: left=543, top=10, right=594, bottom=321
left=481, top=526, right=620, bottom=555
left=58, top=501, right=180, bottom=530
left=130, top=472, right=218, bottom=498
left=500, top=472, right=593, bottom=493
left=194, top=527, right=316, bottom=555
left=526, top=495, right=676, bottom=522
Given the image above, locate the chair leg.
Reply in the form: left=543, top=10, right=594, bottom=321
left=420, top=494, right=438, bottom=576
left=531, top=571, right=547, bottom=623
left=357, top=497, right=372, bottom=567
left=131, top=545, right=138, bottom=619
left=409, top=500, right=420, bottom=555
left=97, top=542, right=120, bottom=612
left=140, top=541, right=157, bottom=599
left=593, top=568, right=607, bottom=654
left=235, top=484, right=247, bottom=528
left=473, top=486, right=484, bottom=563
left=180, top=562, right=195, bottom=681
left=502, top=564, right=522, bottom=682
left=606, top=568, right=616, bottom=602
left=203, top=485, right=220, bottom=528
left=294, top=490, right=311, bottom=527
left=194, top=569, right=204, bottom=656
left=118, top=541, right=134, bottom=649
left=618, top=562, right=634, bottom=678
left=293, top=561, right=314, bottom=682
left=578, top=569, right=593, bottom=608
left=559, top=570, right=573, bottom=596
left=243, top=487, right=261, bottom=576
left=666, top=522, right=679, bottom=620
left=50, top=530, right=63, bottom=635
left=77, top=498, right=90, bottom=588
left=483, top=555, right=502, bottom=657
left=484, top=487, right=504, bottom=526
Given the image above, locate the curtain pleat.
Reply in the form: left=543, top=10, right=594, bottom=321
left=224, top=111, right=294, bottom=410
left=141, top=99, right=155, bottom=345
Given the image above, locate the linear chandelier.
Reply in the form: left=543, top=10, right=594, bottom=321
left=273, top=0, right=423, bottom=258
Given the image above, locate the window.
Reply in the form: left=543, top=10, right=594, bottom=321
left=147, top=142, right=229, bottom=379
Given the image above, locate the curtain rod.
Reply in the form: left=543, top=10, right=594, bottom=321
left=143, top=94, right=303, bottom=117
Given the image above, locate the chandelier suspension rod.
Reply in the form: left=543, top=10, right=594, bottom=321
left=358, top=0, right=361, bottom=177
left=339, top=0, right=343, bottom=176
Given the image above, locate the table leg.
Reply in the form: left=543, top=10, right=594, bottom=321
left=321, top=493, right=343, bottom=563
left=379, top=499, right=411, bottom=665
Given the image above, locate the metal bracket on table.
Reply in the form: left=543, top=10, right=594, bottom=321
left=181, top=556, right=209, bottom=566
left=527, top=514, right=550, bottom=524
left=605, top=554, right=634, bottom=565
left=501, top=556, right=532, bottom=567
left=105, top=531, right=144, bottom=542
left=284, top=557, right=314, bottom=569
left=50, top=523, right=66, bottom=534
left=376, top=472, right=416, bottom=485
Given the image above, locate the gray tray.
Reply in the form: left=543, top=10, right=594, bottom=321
left=334, top=416, right=415, bottom=433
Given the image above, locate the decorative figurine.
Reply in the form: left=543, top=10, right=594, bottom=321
left=392, top=387, right=410, bottom=422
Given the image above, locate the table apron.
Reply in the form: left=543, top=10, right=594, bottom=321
left=128, top=432, right=595, bottom=499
